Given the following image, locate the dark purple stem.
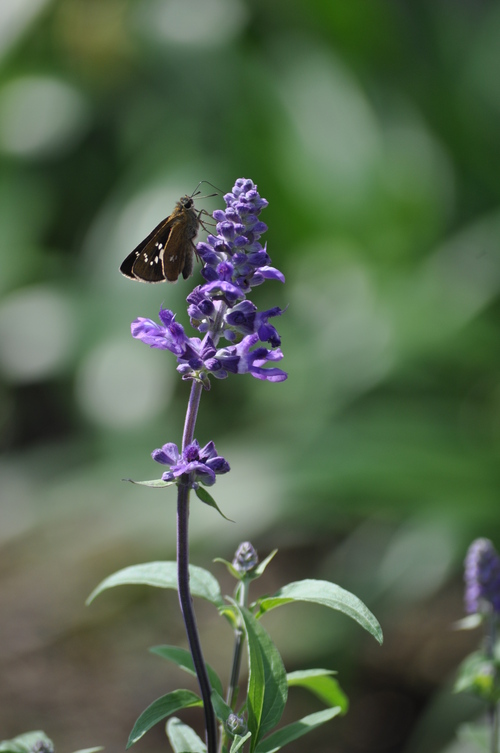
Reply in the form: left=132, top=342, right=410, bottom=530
left=177, top=380, right=217, bottom=753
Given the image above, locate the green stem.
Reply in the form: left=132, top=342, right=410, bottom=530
left=226, top=578, right=250, bottom=708
left=486, top=611, right=498, bottom=753
left=219, top=578, right=250, bottom=753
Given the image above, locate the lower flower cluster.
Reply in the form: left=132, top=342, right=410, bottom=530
left=152, top=439, right=230, bottom=487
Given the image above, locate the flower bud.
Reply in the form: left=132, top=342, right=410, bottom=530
left=32, top=741, right=54, bottom=753
left=232, top=541, right=258, bottom=574
left=226, top=713, right=247, bottom=736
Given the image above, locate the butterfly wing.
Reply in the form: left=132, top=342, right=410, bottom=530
left=120, top=215, right=175, bottom=283
left=160, top=219, right=194, bottom=282
left=120, top=197, right=200, bottom=283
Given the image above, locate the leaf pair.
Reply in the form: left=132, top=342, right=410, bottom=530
left=86, top=562, right=383, bottom=646
left=87, top=558, right=383, bottom=751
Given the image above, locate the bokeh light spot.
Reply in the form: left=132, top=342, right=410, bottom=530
left=76, top=338, right=172, bottom=429
left=0, top=285, right=74, bottom=382
left=137, top=0, right=248, bottom=46
left=0, top=76, right=89, bottom=158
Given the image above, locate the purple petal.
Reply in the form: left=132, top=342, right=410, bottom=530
left=198, top=440, right=217, bottom=461
left=152, top=442, right=179, bottom=465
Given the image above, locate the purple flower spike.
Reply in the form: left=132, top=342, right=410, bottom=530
left=464, top=538, right=500, bottom=614
left=131, top=178, right=287, bottom=385
left=197, top=180, right=282, bottom=298
left=152, top=439, right=230, bottom=487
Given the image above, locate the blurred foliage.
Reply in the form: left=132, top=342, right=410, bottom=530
left=1, top=0, right=500, bottom=752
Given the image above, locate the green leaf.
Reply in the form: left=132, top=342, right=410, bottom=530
left=0, top=731, right=53, bottom=753
left=453, top=614, right=483, bottom=630
left=254, top=707, right=342, bottom=753
left=150, top=644, right=224, bottom=697
left=256, top=579, right=383, bottom=645
left=123, top=478, right=175, bottom=488
left=86, top=561, right=224, bottom=607
left=252, top=550, right=278, bottom=579
left=230, top=732, right=252, bottom=753
left=454, top=650, right=500, bottom=701
left=213, top=557, right=242, bottom=580
left=287, top=669, right=349, bottom=713
left=166, top=717, right=206, bottom=753
left=229, top=603, right=288, bottom=751
left=210, top=688, right=233, bottom=723
left=0, top=743, right=24, bottom=753
left=72, top=748, right=104, bottom=753
left=194, top=486, right=234, bottom=521
left=127, top=689, right=202, bottom=748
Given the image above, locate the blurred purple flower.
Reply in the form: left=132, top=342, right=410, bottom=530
left=464, top=538, right=500, bottom=614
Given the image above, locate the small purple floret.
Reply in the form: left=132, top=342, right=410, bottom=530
left=152, top=439, right=230, bottom=487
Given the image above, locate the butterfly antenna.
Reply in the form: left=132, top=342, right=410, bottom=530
left=191, top=180, right=224, bottom=197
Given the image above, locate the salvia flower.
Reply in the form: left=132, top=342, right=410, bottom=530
left=232, top=541, right=259, bottom=574
left=131, top=178, right=287, bottom=385
left=152, top=439, right=230, bottom=487
left=464, top=538, right=500, bottom=614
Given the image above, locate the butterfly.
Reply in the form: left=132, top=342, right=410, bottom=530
left=120, top=194, right=201, bottom=283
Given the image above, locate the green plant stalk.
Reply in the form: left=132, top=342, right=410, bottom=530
left=486, top=610, right=498, bottom=753
left=218, top=578, right=250, bottom=753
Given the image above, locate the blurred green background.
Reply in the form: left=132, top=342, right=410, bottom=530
left=1, top=0, right=499, bottom=751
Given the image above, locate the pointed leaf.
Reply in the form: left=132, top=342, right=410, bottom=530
left=287, top=669, right=348, bottom=713
left=195, top=486, right=234, bottom=521
left=254, top=707, right=342, bottom=753
left=210, top=688, right=233, bottom=723
left=0, top=732, right=53, bottom=753
left=213, top=557, right=242, bottom=580
left=0, top=742, right=24, bottom=753
left=166, top=717, right=206, bottom=753
left=123, top=478, right=175, bottom=488
left=230, top=732, right=252, bottom=753
left=229, top=603, right=287, bottom=751
left=150, top=645, right=224, bottom=697
left=453, top=614, right=482, bottom=631
left=87, top=561, right=223, bottom=607
left=72, top=748, right=104, bottom=753
left=253, top=550, right=278, bottom=579
left=256, top=580, right=383, bottom=645
left=127, top=689, right=202, bottom=747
